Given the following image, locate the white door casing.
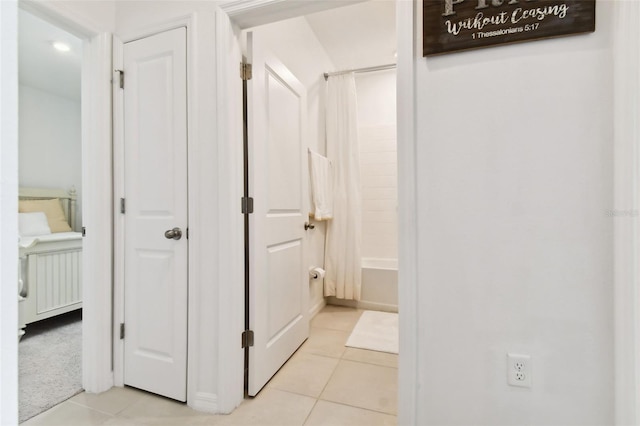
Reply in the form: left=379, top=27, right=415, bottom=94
left=122, top=27, right=188, bottom=402
left=247, top=32, right=310, bottom=396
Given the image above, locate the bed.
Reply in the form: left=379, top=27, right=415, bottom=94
left=18, top=187, right=82, bottom=338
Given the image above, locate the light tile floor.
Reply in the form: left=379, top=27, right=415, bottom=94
left=22, top=305, right=397, bottom=426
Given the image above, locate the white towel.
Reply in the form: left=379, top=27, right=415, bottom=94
left=308, top=149, right=334, bottom=220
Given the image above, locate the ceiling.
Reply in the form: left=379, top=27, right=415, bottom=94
left=304, top=0, right=396, bottom=71
left=16, top=1, right=395, bottom=100
left=19, top=9, right=82, bottom=101
left=223, top=0, right=370, bottom=29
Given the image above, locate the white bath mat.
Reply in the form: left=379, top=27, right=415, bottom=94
left=346, top=310, right=399, bottom=354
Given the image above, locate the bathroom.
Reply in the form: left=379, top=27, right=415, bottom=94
left=246, top=0, right=398, bottom=319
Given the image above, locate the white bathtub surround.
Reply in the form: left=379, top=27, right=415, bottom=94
left=359, top=125, right=397, bottom=260
left=328, top=258, right=398, bottom=313
left=356, top=70, right=397, bottom=262
left=346, top=310, right=399, bottom=354
left=328, top=71, right=398, bottom=314
left=324, top=73, right=362, bottom=300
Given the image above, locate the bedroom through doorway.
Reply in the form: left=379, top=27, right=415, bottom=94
left=17, top=8, right=84, bottom=423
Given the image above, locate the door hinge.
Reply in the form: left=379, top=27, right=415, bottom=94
left=120, top=198, right=126, bottom=214
left=115, top=69, right=124, bottom=89
left=120, top=323, right=125, bottom=339
left=240, top=63, right=252, bottom=81
left=241, top=197, right=254, bottom=214
left=241, top=330, right=254, bottom=348
left=82, top=227, right=86, bottom=237
left=186, top=228, right=189, bottom=239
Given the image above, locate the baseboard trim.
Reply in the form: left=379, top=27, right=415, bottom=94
left=326, top=297, right=398, bottom=313
left=309, top=299, right=327, bottom=318
left=189, top=392, right=218, bottom=413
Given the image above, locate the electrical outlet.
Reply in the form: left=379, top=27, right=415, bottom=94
left=507, top=353, right=531, bottom=388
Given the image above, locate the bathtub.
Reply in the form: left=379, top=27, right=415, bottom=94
left=327, top=257, right=398, bottom=313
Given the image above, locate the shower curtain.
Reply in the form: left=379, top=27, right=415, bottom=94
left=324, top=73, right=362, bottom=300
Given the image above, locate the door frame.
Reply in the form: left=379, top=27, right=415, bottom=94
left=0, top=2, right=113, bottom=422
left=18, top=0, right=114, bottom=395
left=214, top=0, right=419, bottom=419
left=112, top=13, right=199, bottom=403
left=0, top=2, right=20, bottom=423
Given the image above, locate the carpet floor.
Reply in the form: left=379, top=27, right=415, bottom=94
left=19, top=310, right=83, bottom=423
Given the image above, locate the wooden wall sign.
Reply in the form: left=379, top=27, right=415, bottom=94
left=423, top=0, right=596, bottom=56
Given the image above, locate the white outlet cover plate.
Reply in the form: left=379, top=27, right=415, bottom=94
left=507, top=353, right=532, bottom=388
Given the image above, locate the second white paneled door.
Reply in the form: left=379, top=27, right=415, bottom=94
left=247, top=32, right=310, bottom=396
left=122, top=27, right=188, bottom=402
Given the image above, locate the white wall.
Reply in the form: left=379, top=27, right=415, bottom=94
left=413, top=1, right=614, bottom=424
left=356, top=69, right=396, bottom=128
left=0, top=1, right=19, bottom=424
left=19, top=84, right=82, bottom=229
left=356, top=70, right=397, bottom=260
left=247, top=17, right=336, bottom=316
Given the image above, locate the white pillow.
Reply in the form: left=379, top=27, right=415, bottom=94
left=19, top=212, right=52, bottom=237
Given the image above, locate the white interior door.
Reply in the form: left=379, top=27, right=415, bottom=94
left=122, top=27, right=188, bottom=402
left=247, top=32, right=310, bottom=396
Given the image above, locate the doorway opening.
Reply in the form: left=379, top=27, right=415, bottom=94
left=17, top=7, right=84, bottom=422
left=240, top=1, right=399, bottom=417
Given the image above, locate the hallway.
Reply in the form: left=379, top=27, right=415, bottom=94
left=22, top=306, right=397, bottom=425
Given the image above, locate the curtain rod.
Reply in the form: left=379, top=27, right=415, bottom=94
left=323, top=63, right=396, bottom=80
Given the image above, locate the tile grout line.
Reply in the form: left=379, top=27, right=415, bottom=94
left=311, top=311, right=359, bottom=405
left=316, top=357, right=398, bottom=417
left=313, top=307, right=398, bottom=418
left=301, top=398, right=320, bottom=426
left=314, top=354, right=341, bottom=402
left=341, top=358, right=398, bottom=368
left=268, top=352, right=342, bottom=401
left=315, top=398, right=398, bottom=418
left=66, top=399, right=118, bottom=418
left=339, top=357, right=399, bottom=371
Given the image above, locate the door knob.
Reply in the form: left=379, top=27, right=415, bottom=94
left=304, top=222, right=315, bottom=230
left=164, top=227, right=182, bottom=240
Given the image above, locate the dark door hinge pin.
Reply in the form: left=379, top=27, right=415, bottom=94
left=241, top=197, right=254, bottom=214
left=240, top=63, right=252, bottom=81
left=241, top=330, right=254, bottom=348
left=116, top=69, right=124, bottom=89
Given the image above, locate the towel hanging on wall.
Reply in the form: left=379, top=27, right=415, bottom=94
left=308, top=148, right=333, bottom=220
